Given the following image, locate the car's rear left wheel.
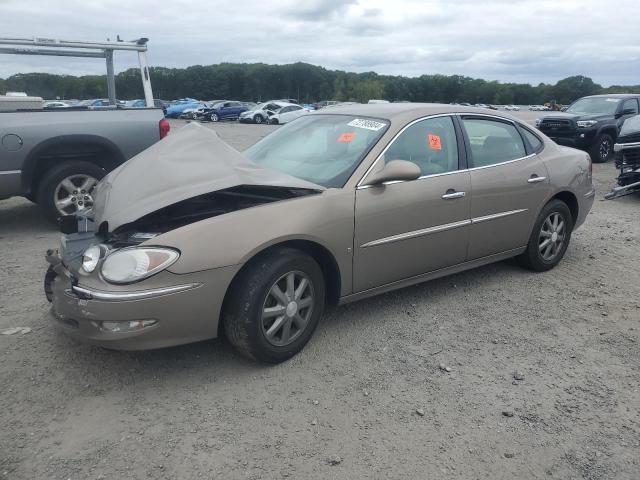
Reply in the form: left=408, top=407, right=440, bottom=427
left=223, top=248, right=325, bottom=363
left=518, top=199, right=573, bottom=272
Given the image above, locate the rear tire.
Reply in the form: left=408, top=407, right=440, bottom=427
left=36, top=161, right=105, bottom=225
left=590, top=133, right=614, bottom=163
left=223, top=248, right=325, bottom=363
left=518, top=199, right=573, bottom=272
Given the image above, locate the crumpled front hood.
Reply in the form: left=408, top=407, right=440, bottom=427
left=93, top=122, right=324, bottom=231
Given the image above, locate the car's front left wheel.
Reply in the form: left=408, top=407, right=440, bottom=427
left=223, top=248, right=325, bottom=363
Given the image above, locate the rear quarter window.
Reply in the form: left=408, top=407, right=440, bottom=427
left=520, top=127, right=544, bottom=153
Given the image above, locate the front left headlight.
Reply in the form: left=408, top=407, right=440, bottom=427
left=101, top=247, right=179, bottom=284
left=577, top=120, right=598, bottom=128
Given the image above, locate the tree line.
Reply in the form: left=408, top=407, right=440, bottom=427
left=1, top=62, right=639, bottom=105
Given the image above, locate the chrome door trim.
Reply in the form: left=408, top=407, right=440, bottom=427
left=360, top=219, right=471, bottom=248
left=0, top=170, right=21, bottom=175
left=471, top=209, right=528, bottom=224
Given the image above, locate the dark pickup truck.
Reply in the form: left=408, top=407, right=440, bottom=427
left=535, top=94, right=640, bottom=163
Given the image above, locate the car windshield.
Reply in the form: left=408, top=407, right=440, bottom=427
left=566, top=97, right=621, bottom=114
left=244, top=114, right=389, bottom=188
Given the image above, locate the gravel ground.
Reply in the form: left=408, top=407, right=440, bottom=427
left=1, top=115, right=639, bottom=480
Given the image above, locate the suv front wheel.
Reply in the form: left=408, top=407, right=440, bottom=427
left=590, top=133, right=614, bottom=163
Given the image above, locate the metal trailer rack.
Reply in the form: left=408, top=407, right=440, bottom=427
left=0, top=36, right=154, bottom=106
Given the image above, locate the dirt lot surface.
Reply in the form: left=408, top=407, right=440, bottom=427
left=1, top=115, right=639, bottom=479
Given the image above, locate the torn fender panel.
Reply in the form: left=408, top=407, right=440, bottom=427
left=93, top=122, right=324, bottom=231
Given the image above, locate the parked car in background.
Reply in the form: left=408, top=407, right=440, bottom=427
left=44, top=104, right=594, bottom=363
left=504, top=105, right=520, bottom=111
left=164, top=98, right=202, bottom=118
left=315, top=100, right=339, bottom=109
left=239, top=101, right=287, bottom=124
left=201, top=101, right=249, bottom=122
left=606, top=114, right=640, bottom=199
left=267, top=104, right=311, bottom=124
left=0, top=106, right=169, bottom=223
left=487, top=105, right=499, bottom=110
left=535, top=94, right=640, bottom=163
left=43, top=101, right=71, bottom=109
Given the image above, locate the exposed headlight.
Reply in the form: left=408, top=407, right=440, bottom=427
left=577, top=120, right=598, bottom=128
left=82, top=245, right=104, bottom=273
left=101, top=247, right=179, bottom=284
left=535, top=118, right=541, bottom=127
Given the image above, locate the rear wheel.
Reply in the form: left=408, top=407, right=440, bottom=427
left=36, top=161, right=105, bottom=225
left=223, top=248, right=325, bottom=363
left=518, top=199, right=573, bottom=271
left=590, top=133, right=614, bottom=163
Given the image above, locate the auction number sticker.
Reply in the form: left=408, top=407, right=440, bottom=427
left=428, top=133, right=442, bottom=150
left=347, top=118, right=386, bottom=131
left=338, top=132, right=356, bottom=142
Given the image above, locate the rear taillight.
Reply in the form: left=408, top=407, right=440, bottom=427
left=159, top=119, right=170, bottom=139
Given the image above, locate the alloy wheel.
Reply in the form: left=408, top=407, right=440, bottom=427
left=261, top=271, right=314, bottom=347
left=538, top=212, right=566, bottom=261
left=53, top=174, right=98, bottom=216
left=599, top=138, right=611, bottom=160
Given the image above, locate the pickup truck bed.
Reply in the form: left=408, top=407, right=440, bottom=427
left=0, top=107, right=168, bottom=223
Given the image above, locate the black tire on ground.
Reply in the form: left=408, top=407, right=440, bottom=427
left=223, top=248, right=326, bottom=363
left=269, top=118, right=279, bottom=125
left=518, top=199, right=574, bottom=272
left=590, top=133, right=614, bottom=163
left=254, top=114, right=263, bottom=124
left=36, top=160, right=106, bottom=225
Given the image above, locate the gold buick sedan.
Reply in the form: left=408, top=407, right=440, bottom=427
left=45, top=104, right=595, bottom=363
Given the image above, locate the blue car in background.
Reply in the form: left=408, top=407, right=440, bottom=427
left=198, top=101, right=249, bottom=122
left=164, top=98, right=203, bottom=118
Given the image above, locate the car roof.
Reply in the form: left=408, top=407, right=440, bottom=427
left=582, top=94, right=640, bottom=99
left=310, top=102, right=520, bottom=123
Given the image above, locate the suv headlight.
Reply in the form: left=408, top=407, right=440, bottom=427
left=101, top=247, right=179, bottom=284
left=535, top=118, right=541, bottom=127
left=577, top=120, right=598, bottom=128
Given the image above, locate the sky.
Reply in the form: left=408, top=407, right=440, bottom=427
left=1, top=0, right=639, bottom=86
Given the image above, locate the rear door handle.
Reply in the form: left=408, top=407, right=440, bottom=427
left=527, top=175, right=547, bottom=184
left=442, top=190, right=466, bottom=200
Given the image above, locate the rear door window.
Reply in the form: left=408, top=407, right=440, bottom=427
left=461, top=118, right=527, bottom=167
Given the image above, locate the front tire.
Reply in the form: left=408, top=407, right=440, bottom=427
left=518, top=199, right=573, bottom=272
left=210, top=113, right=219, bottom=122
left=254, top=114, right=263, bottom=124
left=223, top=248, right=325, bottom=363
left=36, top=161, right=105, bottom=225
left=590, top=133, right=614, bottom=163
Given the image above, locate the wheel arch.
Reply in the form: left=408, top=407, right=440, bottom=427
left=549, top=190, right=579, bottom=225
left=219, top=239, right=342, bottom=336
left=22, top=134, right=126, bottom=196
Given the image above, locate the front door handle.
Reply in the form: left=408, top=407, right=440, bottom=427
left=442, top=190, right=466, bottom=200
left=527, top=175, right=547, bottom=184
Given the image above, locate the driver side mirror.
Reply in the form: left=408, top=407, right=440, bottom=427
left=363, top=160, right=421, bottom=186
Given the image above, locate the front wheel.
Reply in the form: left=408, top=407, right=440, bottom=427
left=518, top=199, right=573, bottom=272
left=590, top=133, right=614, bottom=163
left=268, top=117, right=279, bottom=125
left=223, top=248, right=325, bottom=363
left=210, top=113, right=219, bottom=122
left=254, top=114, right=263, bottom=124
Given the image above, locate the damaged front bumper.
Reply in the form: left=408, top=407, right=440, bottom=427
left=45, top=249, right=240, bottom=350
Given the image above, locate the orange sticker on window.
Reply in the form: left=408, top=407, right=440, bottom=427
left=338, top=132, right=356, bottom=143
left=428, top=133, right=442, bottom=150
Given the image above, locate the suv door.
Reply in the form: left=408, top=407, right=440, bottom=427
left=353, top=115, right=471, bottom=292
left=460, top=116, right=551, bottom=259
